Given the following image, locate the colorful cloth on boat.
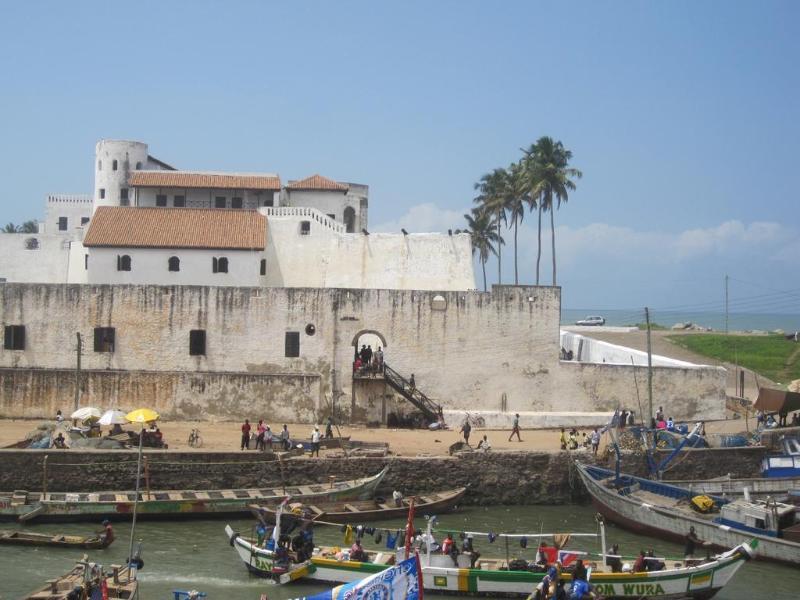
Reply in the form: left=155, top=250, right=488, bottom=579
left=344, top=525, right=353, bottom=545
left=386, top=531, right=397, bottom=549
left=557, top=549, right=579, bottom=567
left=293, top=556, right=421, bottom=600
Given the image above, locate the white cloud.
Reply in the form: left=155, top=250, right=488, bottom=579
left=372, top=203, right=465, bottom=233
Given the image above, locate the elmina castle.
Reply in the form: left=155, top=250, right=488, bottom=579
left=0, top=140, right=726, bottom=425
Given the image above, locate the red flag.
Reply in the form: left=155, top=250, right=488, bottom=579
left=414, top=548, right=425, bottom=599
left=101, top=578, right=109, bottom=600
left=404, top=497, right=416, bottom=559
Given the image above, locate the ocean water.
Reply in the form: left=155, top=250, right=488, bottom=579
left=562, top=309, right=800, bottom=333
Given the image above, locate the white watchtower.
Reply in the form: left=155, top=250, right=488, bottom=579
left=93, top=140, right=149, bottom=212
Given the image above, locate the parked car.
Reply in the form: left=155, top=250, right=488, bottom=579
left=575, top=315, right=605, bottom=326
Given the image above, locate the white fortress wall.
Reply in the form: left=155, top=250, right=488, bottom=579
left=560, top=331, right=700, bottom=367
left=85, top=247, right=264, bottom=287
left=0, top=284, right=725, bottom=422
left=264, top=211, right=475, bottom=291
left=0, top=234, right=72, bottom=283
left=43, top=194, right=93, bottom=234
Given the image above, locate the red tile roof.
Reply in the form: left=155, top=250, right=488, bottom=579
left=286, top=174, right=349, bottom=192
left=129, top=170, right=281, bottom=191
left=83, top=207, right=266, bottom=250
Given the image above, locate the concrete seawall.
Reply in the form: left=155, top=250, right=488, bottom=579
left=0, top=447, right=767, bottom=505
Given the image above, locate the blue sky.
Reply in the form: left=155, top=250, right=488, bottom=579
left=1, top=1, right=798, bottom=314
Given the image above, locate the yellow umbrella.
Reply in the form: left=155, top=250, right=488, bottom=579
left=126, top=408, right=160, bottom=424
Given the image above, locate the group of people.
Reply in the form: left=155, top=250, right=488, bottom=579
left=353, top=344, right=385, bottom=377
left=240, top=418, right=336, bottom=454
left=559, top=428, right=601, bottom=455
left=457, top=417, right=492, bottom=451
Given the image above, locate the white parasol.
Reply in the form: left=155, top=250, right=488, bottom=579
left=98, top=409, right=128, bottom=426
left=70, top=406, right=102, bottom=421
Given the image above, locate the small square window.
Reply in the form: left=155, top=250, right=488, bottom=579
left=93, top=327, right=115, bottom=353
left=173, top=195, right=185, bottom=207
left=215, top=197, right=226, bottom=208
left=189, top=330, right=206, bottom=356
left=58, top=217, right=68, bottom=231
left=81, top=217, right=90, bottom=225
left=285, top=332, right=300, bottom=357
left=156, top=195, right=167, bottom=207
left=4, top=325, right=25, bottom=350
left=120, top=188, right=129, bottom=200
left=300, top=221, right=311, bottom=235
left=231, top=197, right=243, bottom=209
left=99, top=188, right=106, bottom=199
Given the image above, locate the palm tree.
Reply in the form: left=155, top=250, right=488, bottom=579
left=464, top=208, right=501, bottom=292
left=473, top=168, right=509, bottom=285
left=521, top=137, right=582, bottom=285
left=506, top=161, right=529, bottom=285
left=19, top=220, right=38, bottom=233
left=520, top=146, right=546, bottom=285
left=2, top=223, right=19, bottom=233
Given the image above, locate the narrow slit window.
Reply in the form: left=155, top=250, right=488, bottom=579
left=120, top=188, right=129, bottom=206
left=189, top=330, right=206, bottom=356
left=58, top=217, right=68, bottom=231
left=4, top=325, right=25, bottom=350
left=112, top=159, right=118, bottom=171
left=217, top=257, right=228, bottom=273
left=93, top=327, right=115, bottom=353
left=260, top=258, right=266, bottom=276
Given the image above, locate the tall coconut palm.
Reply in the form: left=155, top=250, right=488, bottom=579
left=521, top=137, right=582, bottom=285
left=2, top=223, right=19, bottom=233
left=464, top=208, right=502, bottom=292
left=19, top=220, right=38, bottom=233
left=473, top=168, right=509, bottom=285
left=520, top=146, right=546, bottom=285
left=506, top=161, right=529, bottom=285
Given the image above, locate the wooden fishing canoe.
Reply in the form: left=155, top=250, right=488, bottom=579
left=250, top=487, right=467, bottom=524
left=0, top=466, right=388, bottom=523
left=0, top=529, right=112, bottom=549
left=22, top=558, right=137, bottom=600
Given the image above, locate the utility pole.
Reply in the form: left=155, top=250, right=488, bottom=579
left=645, top=307, right=653, bottom=421
left=73, top=333, right=82, bottom=411
left=725, top=274, right=729, bottom=335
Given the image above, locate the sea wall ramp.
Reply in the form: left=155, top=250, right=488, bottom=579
left=0, top=446, right=767, bottom=505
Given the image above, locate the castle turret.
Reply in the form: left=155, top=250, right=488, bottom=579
left=93, top=140, right=148, bottom=212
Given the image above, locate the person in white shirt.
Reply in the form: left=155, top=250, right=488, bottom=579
left=477, top=435, right=491, bottom=452
left=310, top=427, right=321, bottom=457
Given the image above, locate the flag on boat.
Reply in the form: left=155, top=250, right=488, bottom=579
left=557, top=549, right=579, bottom=567
left=288, top=555, right=422, bottom=600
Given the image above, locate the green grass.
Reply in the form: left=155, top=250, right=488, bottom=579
left=625, top=322, right=668, bottom=331
left=666, top=333, right=800, bottom=384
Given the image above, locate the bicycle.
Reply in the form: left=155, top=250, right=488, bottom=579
left=188, top=428, right=203, bottom=448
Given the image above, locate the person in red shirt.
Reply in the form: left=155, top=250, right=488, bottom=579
left=241, top=419, right=251, bottom=450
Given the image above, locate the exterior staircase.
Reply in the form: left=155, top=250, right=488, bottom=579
left=382, top=363, right=441, bottom=423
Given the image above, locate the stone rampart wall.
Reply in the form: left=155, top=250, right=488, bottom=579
left=0, top=446, right=766, bottom=505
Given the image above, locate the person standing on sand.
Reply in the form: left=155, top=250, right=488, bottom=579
left=310, top=427, right=321, bottom=457
left=590, top=428, right=600, bottom=456
left=559, top=428, right=567, bottom=450
left=460, top=418, right=472, bottom=445
left=280, top=424, right=290, bottom=450
left=241, top=419, right=251, bottom=450
left=508, top=413, right=522, bottom=442
left=325, top=416, right=334, bottom=439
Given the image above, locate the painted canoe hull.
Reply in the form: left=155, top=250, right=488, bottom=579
left=0, top=466, right=388, bottom=523
left=663, top=475, right=800, bottom=497
left=225, top=526, right=753, bottom=599
left=0, top=530, right=111, bottom=549
left=576, top=463, right=800, bottom=566
left=252, top=487, right=467, bottom=524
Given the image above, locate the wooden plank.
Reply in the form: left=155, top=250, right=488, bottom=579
left=344, top=503, right=359, bottom=512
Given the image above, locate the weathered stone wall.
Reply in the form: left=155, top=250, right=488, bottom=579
left=0, top=447, right=767, bottom=505
left=0, top=368, right=321, bottom=422
left=0, top=283, right=726, bottom=422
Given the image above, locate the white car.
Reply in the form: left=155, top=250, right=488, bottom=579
left=576, top=315, right=605, bottom=326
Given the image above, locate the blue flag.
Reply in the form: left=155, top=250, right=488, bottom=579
left=291, top=555, right=422, bottom=600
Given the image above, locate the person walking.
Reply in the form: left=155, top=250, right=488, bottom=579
left=460, top=418, right=472, bottom=446
left=310, top=426, right=321, bottom=457
left=508, top=413, right=522, bottom=442
left=240, top=419, right=251, bottom=451
left=590, top=428, right=601, bottom=456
